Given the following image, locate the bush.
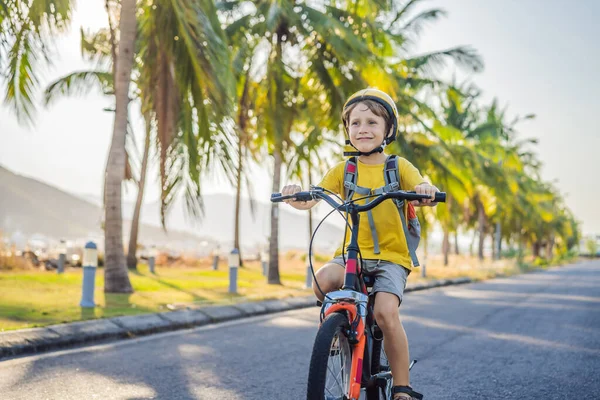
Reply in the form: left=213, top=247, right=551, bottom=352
left=533, top=257, right=549, bottom=267
left=0, top=252, right=36, bottom=270
left=586, top=238, right=598, bottom=258
left=501, top=248, right=520, bottom=259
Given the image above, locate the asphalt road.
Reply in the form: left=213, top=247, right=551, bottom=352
left=1, top=261, right=599, bottom=400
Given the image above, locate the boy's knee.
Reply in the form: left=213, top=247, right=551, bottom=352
left=374, top=293, right=401, bottom=328
left=312, top=264, right=343, bottom=299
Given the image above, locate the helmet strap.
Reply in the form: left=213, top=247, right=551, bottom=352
left=343, top=138, right=386, bottom=157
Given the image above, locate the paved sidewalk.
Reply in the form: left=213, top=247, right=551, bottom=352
left=0, top=277, right=472, bottom=360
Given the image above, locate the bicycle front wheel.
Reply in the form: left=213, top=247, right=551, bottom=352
left=307, top=312, right=353, bottom=400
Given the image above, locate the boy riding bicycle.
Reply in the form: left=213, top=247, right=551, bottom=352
left=281, top=88, right=439, bottom=400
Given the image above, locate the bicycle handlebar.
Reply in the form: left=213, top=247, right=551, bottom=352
left=271, top=187, right=446, bottom=213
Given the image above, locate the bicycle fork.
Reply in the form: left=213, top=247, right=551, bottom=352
left=322, top=292, right=368, bottom=400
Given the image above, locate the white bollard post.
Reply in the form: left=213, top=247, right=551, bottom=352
left=148, top=256, right=155, bottom=274
left=229, top=249, right=240, bottom=294
left=148, top=246, right=157, bottom=274
left=261, top=251, right=268, bottom=277
left=57, top=239, right=66, bottom=274
left=80, top=241, right=98, bottom=308
left=305, top=257, right=313, bottom=289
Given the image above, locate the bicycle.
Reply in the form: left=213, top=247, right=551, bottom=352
left=271, top=187, right=445, bottom=400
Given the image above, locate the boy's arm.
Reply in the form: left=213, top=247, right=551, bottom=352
left=400, top=158, right=438, bottom=206
left=283, top=162, right=342, bottom=210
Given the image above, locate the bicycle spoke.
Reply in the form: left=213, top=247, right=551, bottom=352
left=326, top=355, right=344, bottom=394
left=326, top=361, right=343, bottom=391
left=324, top=333, right=350, bottom=400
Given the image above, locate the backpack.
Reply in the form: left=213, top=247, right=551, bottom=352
left=343, top=154, right=421, bottom=267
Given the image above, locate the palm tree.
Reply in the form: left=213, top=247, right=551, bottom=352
left=288, top=121, right=339, bottom=246
left=345, top=3, right=484, bottom=266
left=431, top=84, right=577, bottom=265
left=0, top=0, right=75, bottom=124
left=44, top=23, right=145, bottom=271
left=104, top=0, right=137, bottom=293
left=126, top=114, right=151, bottom=270
left=429, top=86, right=492, bottom=263
left=223, top=18, right=264, bottom=267
left=46, top=1, right=235, bottom=276
left=220, top=0, right=477, bottom=283
left=221, top=0, right=390, bottom=283
left=137, top=0, right=235, bottom=228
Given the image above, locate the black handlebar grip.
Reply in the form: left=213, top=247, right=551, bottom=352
left=270, top=193, right=283, bottom=202
left=295, top=192, right=314, bottom=202
left=270, top=192, right=313, bottom=202
left=435, top=192, right=446, bottom=203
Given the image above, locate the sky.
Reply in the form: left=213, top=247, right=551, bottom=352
left=0, top=0, right=599, bottom=234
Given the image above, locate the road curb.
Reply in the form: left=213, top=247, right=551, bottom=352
left=0, top=277, right=472, bottom=360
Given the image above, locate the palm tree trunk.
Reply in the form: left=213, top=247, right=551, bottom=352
left=470, top=230, right=476, bottom=256
left=498, top=227, right=503, bottom=256
left=268, top=147, right=283, bottom=285
left=533, top=241, right=541, bottom=257
left=104, top=0, right=136, bottom=293
left=518, top=222, right=525, bottom=262
left=233, top=140, right=244, bottom=267
left=442, top=227, right=450, bottom=266
left=233, top=69, right=251, bottom=267
left=454, top=231, right=460, bottom=255
left=546, top=235, right=555, bottom=259
left=477, top=205, right=486, bottom=261
left=127, top=115, right=151, bottom=270
left=493, top=221, right=502, bottom=260
left=491, top=228, right=497, bottom=260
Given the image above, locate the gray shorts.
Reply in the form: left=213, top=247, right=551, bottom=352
left=329, top=256, right=410, bottom=303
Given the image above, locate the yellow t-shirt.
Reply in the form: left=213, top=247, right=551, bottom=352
left=318, top=156, right=425, bottom=270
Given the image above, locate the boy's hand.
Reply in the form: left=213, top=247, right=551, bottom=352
left=281, top=184, right=303, bottom=204
left=413, top=183, right=439, bottom=206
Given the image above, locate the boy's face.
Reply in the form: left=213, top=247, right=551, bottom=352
left=347, top=102, right=390, bottom=153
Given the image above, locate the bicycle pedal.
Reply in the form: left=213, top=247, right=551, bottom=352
left=372, top=371, right=392, bottom=380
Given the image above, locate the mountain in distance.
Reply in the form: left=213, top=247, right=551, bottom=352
left=108, top=191, right=347, bottom=254
left=0, top=165, right=345, bottom=255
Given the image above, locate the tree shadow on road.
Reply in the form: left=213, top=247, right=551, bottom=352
left=3, top=308, right=318, bottom=399
left=4, top=262, right=600, bottom=399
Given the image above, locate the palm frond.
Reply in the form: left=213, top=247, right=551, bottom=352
left=405, top=46, right=484, bottom=75
left=4, top=26, right=41, bottom=125
left=80, top=27, right=113, bottom=68
left=394, top=9, right=446, bottom=38
left=44, top=70, right=113, bottom=105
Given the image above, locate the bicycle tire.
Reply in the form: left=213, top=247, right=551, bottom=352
left=307, top=312, right=353, bottom=400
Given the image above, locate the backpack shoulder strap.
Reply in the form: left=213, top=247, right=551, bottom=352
left=384, top=154, right=401, bottom=190
left=343, top=157, right=358, bottom=200
left=384, top=154, right=421, bottom=267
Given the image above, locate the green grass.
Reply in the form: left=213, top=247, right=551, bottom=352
left=0, top=253, right=576, bottom=332
left=0, top=260, right=310, bottom=331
